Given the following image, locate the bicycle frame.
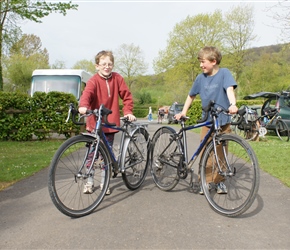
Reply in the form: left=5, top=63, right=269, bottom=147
left=174, top=111, right=227, bottom=181
left=103, top=122, right=148, bottom=174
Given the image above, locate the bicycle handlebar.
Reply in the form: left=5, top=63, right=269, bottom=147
left=196, top=100, right=215, bottom=123
left=230, top=108, right=247, bottom=125
left=195, top=100, right=245, bottom=125
left=66, top=103, right=116, bottom=127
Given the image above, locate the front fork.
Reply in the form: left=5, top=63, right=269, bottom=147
left=212, top=134, right=235, bottom=178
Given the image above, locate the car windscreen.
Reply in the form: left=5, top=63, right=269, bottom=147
left=175, top=105, right=184, bottom=111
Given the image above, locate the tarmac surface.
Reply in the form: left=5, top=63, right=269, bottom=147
left=0, top=119, right=290, bottom=249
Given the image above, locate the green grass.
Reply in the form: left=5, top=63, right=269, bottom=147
left=0, top=140, right=64, bottom=190
left=248, top=136, right=290, bottom=187
left=0, top=134, right=289, bottom=190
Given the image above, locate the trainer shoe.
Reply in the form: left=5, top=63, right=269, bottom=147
left=100, top=184, right=111, bottom=195
left=83, top=182, right=94, bottom=194
left=216, top=182, right=227, bottom=194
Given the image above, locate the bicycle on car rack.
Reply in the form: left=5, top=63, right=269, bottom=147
left=231, top=105, right=290, bottom=142
left=150, top=101, right=260, bottom=217
left=48, top=103, right=150, bottom=218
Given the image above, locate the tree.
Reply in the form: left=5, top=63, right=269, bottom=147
left=0, top=0, right=78, bottom=91
left=51, top=60, right=66, bottom=69
left=113, top=43, right=148, bottom=89
left=268, top=1, right=290, bottom=43
left=153, top=11, right=225, bottom=101
left=3, top=34, right=49, bottom=92
left=153, top=6, right=257, bottom=101
left=73, top=59, right=95, bottom=75
left=223, top=5, right=256, bottom=84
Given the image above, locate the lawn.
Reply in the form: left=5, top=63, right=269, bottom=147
left=0, top=140, right=63, bottom=190
left=0, top=134, right=289, bottom=191
left=248, top=136, right=290, bottom=187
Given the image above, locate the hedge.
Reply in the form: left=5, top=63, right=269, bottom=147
left=0, top=92, right=79, bottom=141
left=0, top=91, right=262, bottom=141
left=0, top=92, right=150, bottom=141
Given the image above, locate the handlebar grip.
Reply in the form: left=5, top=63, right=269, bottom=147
left=196, top=100, right=215, bottom=123
left=100, top=105, right=116, bottom=126
left=71, top=109, right=86, bottom=125
left=230, top=108, right=246, bottom=125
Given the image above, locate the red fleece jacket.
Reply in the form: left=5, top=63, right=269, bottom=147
left=79, top=72, right=134, bottom=133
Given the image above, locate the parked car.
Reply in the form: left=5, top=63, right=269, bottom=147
left=167, top=103, right=184, bottom=124
left=243, top=91, right=290, bottom=129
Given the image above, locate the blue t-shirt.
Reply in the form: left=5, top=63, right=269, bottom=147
left=189, top=68, right=237, bottom=126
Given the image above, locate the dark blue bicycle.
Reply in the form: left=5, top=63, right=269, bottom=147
left=150, top=101, right=259, bottom=217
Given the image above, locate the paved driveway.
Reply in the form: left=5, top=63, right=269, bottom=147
left=0, top=120, right=289, bottom=249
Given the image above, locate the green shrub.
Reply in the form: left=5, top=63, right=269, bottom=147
left=0, top=91, right=79, bottom=141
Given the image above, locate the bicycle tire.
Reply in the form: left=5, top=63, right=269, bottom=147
left=275, top=119, right=289, bottom=141
left=150, top=126, right=181, bottom=191
left=48, top=134, right=110, bottom=218
left=234, top=121, right=259, bottom=141
left=200, top=133, right=260, bottom=217
left=121, top=126, right=150, bottom=190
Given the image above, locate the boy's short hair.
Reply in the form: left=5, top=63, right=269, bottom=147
left=95, top=50, right=114, bottom=64
left=197, top=46, right=222, bottom=65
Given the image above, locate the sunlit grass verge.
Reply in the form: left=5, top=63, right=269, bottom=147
left=248, top=135, right=290, bottom=188
left=0, top=140, right=64, bottom=190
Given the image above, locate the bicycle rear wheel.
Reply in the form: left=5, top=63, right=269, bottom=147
left=150, top=126, right=181, bottom=191
left=48, top=134, right=110, bottom=218
left=121, top=126, right=150, bottom=190
left=200, top=133, right=260, bottom=217
left=275, top=119, right=289, bottom=141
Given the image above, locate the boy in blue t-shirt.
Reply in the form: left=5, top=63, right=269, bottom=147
left=175, top=46, right=238, bottom=194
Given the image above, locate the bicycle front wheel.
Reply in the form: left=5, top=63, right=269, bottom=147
left=48, top=134, right=110, bottom=218
left=121, top=126, right=150, bottom=190
left=150, top=126, right=181, bottom=191
left=200, top=133, right=260, bottom=217
left=275, top=119, right=289, bottom=141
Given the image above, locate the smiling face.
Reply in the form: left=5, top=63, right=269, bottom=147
left=96, top=55, right=114, bottom=77
left=199, top=58, right=217, bottom=76
left=197, top=46, right=222, bottom=76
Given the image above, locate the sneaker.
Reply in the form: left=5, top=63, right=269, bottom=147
left=83, top=182, right=94, bottom=194
left=216, top=182, right=227, bottom=194
left=100, top=184, right=111, bottom=195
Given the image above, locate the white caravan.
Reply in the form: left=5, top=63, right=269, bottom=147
left=30, top=69, right=92, bottom=100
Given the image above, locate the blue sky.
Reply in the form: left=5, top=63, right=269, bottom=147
left=20, top=0, right=285, bottom=74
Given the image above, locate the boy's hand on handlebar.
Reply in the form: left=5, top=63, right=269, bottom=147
left=124, top=114, right=136, bottom=122
left=228, top=105, right=238, bottom=114
left=174, top=113, right=185, bottom=121
left=78, top=107, right=87, bottom=114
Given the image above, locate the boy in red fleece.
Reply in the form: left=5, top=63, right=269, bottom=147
left=79, top=50, right=136, bottom=195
